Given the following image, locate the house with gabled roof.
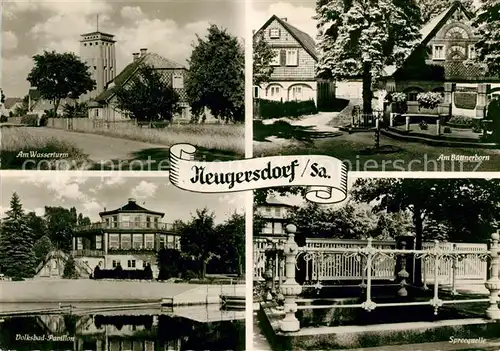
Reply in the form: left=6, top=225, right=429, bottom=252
left=255, top=196, right=294, bottom=237
left=253, top=15, right=324, bottom=106
left=88, top=48, right=191, bottom=121
left=377, top=1, right=500, bottom=117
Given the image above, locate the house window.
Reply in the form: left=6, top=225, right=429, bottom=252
left=121, top=215, right=130, bottom=228
left=95, top=109, right=99, bottom=117
left=167, top=235, right=174, bottom=249
left=291, top=86, right=303, bottom=100
left=133, top=234, right=143, bottom=249
left=172, top=73, right=184, bottom=89
left=112, top=216, right=118, bottom=228
left=121, top=234, right=132, bottom=250
left=145, top=234, right=154, bottom=249
left=109, top=234, right=119, bottom=249
left=96, top=236, right=102, bottom=250
left=274, top=208, right=281, bottom=217
left=160, top=235, right=166, bottom=249
left=134, top=216, right=142, bottom=228
left=469, top=45, right=477, bottom=59
left=433, top=45, right=445, bottom=60
left=270, top=49, right=280, bottom=66
left=146, top=216, right=152, bottom=228
left=143, top=261, right=148, bottom=268
left=263, top=222, right=273, bottom=234
left=269, top=28, right=280, bottom=39
left=253, top=86, right=260, bottom=99
left=112, top=260, right=119, bottom=268
left=77, top=237, right=83, bottom=250
left=127, top=260, right=136, bottom=268
left=154, top=217, right=159, bottom=229
left=264, top=207, right=271, bottom=215
left=269, top=86, right=281, bottom=98
left=175, top=237, right=181, bottom=250
left=286, top=49, right=298, bottom=66
left=275, top=222, right=283, bottom=234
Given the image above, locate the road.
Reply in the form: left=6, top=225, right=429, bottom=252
left=22, top=127, right=171, bottom=169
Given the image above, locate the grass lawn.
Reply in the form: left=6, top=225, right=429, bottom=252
left=1, top=127, right=89, bottom=169
left=254, top=121, right=500, bottom=171
left=69, top=122, right=245, bottom=156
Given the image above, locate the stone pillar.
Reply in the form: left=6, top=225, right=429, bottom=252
left=397, top=240, right=409, bottom=297
left=476, top=84, right=491, bottom=120
left=395, top=236, right=415, bottom=284
left=72, top=237, right=76, bottom=251
left=405, top=116, right=410, bottom=132
left=485, top=231, right=500, bottom=320
left=390, top=113, right=395, bottom=127
left=436, top=119, right=441, bottom=136
left=279, top=224, right=302, bottom=332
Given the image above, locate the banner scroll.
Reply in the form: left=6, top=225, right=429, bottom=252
left=169, top=143, right=348, bottom=204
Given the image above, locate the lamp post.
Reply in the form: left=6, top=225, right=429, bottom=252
left=279, top=224, right=302, bottom=332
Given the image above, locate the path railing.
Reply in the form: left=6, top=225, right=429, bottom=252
left=263, top=224, right=500, bottom=333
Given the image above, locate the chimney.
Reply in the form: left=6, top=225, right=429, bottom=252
left=281, top=17, right=287, bottom=22
left=128, top=198, right=136, bottom=203
left=132, top=53, right=140, bottom=61
left=140, top=48, right=147, bottom=56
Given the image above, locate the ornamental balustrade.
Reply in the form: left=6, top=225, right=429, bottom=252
left=257, top=224, right=500, bottom=333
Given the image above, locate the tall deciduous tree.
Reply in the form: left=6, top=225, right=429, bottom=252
left=44, top=206, right=90, bottom=253
left=0, top=193, right=36, bottom=278
left=253, top=31, right=277, bottom=86
left=186, top=25, right=244, bottom=123
left=473, top=0, right=500, bottom=77
left=216, top=212, right=245, bottom=276
left=179, top=208, right=218, bottom=278
left=351, top=178, right=500, bottom=285
left=27, top=51, right=95, bottom=115
left=417, top=0, right=474, bottom=23
left=115, top=64, right=181, bottom=123
left=315, top=0, right=422, bottom=115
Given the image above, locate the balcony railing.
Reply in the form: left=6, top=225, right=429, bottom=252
left=72, top=249, right=105, bottom=257
left=75, top=221, right=179, bottom=232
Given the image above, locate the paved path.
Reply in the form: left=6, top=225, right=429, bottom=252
left=22, top=127, right=170, bottom=164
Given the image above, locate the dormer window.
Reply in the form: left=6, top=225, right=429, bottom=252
left=269, top=28, right=280, bottom=39
left=172, top=73, right=184, bottom=89
left=433, top=45, right=445, bottom=60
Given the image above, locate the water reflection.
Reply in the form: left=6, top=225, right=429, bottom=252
left=0, top=307, right=245, bottom=351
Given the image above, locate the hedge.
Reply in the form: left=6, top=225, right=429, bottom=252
left=92, top=265, right=153, bottom=280
left=454, top=92, right=477, bottom=110
left=20, top=114, right=39, bottom=126
left=256, top=99, right=317, bottom=119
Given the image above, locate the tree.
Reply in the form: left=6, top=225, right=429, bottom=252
left=0, top=193, right=36, bottom=279
left=62, top=101, right=88, bottom=119
left=418, top=0, right=474, bottom=23
left=473, top=0, right=500, bottom=77
left=114, top=64, right=181, bottom=124
left=63, top=255, right=78, bottom=279
left=44, top=206, right=90, bottom=252
left=286, top=202, right=378, bottom=240
left=27, top=51, right=95, bottom=115
left=254, top=187, right=307, bottom=206
left=13, top=97, right=29, bottom=117
left=253, top=31, right=277, bottom=86
left=351, top=178, right=500, bottom=285
left=216, top=213, right=245, bottom=276
left=33, top=235, right=53, bottom=264
left=179, top=208, right=218, bottom=279
left=25, top=211, right=47, bottom=242
left=186, top=25, right=244, bottom=123
left=157, top=248, right=184, bottom=280
left=315, top=0, right=422, bottom=116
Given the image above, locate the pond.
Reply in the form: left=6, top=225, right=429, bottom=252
left=0, top=304, right=245, bottom=351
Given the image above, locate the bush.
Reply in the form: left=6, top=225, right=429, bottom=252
left=183, top=270, right=199, bottom=280
left=257, top=99, right=317, bottom=119
left=92, top=266, right=154, bottom=280
left=417, top=92, right=442, bottom=110
left=0, top=115, right=8, bottom=123
left=419, top=121, right=428, bottom=130
left=20, top=114, right=39, bottom=126
left=447, top=115, right=473, bottom=127
left=443, top=127, right=452, bottom=134
left=63, top=256, right=78, bottom=279
left=454, top=92, right=477, bottom=110
left=157, top=248, right=184, bottom=280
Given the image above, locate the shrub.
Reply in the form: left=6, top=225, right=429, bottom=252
left=454, top=92, right=477, bottom=110
left=447, top=115, right=473, bottom=127
left=443, top=127, right=452, bottom=134
left=419, top=121, right=428, bottom=130
left=257, top=99, right=317, bottom=119
left=417, top=92, right=442, bottom=110
left=20, top=114, right=39, bottom=126
left=0, top=115, right=8, bottom=123
left=63, top=256, right=78, bottom=279
left=183, top=270, right=198, bottom=280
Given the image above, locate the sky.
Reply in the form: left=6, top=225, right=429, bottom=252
left=1, top=0, right=245, bottom=97
left=1, top=173, right=245, bottom=223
